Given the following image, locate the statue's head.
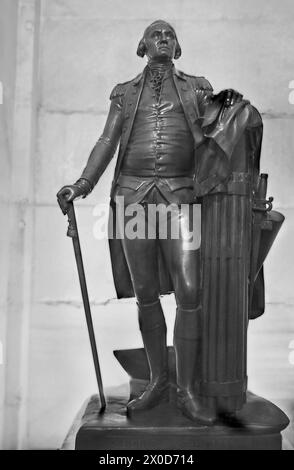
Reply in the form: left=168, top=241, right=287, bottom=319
left=137, top=20, right=181, bottom=61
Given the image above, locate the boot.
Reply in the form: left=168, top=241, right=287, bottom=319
left=174, top=306, right=216, bottom=425
left=127, top=300, right=169, bottom=415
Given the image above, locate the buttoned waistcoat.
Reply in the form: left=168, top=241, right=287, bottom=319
left=81, top=66, right=220, bottom=198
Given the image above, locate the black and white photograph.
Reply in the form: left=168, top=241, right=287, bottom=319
left=0, top=0, right=293, bottom=453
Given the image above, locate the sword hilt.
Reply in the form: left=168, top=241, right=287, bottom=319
left=253, top=197, right=273, bottom=213
left=253, top=173, right=273, bottom=212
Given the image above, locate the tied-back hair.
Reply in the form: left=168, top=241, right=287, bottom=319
left=136, top=20, right=182, bottom=60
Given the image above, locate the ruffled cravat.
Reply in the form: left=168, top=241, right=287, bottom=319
left=147, top=60, right=173, bottom=100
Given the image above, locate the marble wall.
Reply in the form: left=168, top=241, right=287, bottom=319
left=1, top=0, right=294, bottom=449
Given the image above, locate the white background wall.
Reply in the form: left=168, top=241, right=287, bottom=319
left=0, top=0, right=294, bottom=449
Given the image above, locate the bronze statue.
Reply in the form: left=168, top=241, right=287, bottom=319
left=57, top=20, right=284, bottom=427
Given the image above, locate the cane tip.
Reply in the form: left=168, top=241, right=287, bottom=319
left=99, top=404, right=106, bottom=414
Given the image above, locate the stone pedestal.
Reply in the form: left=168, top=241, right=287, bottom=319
left=75, top=392, right=289, bottom=450
left=75, top=347, right=289, bottom=450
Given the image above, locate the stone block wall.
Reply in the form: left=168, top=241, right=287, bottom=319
left=1, top=0, right=293, bottom=449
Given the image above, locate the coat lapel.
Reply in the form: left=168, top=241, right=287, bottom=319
left=119, top=69, right=146, bottom=155
left=173, top=68, right=204, bottom=147
left=111, top=70, right=146, bottom=190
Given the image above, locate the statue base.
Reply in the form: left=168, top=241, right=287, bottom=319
left=75, top=392, right=288, bottom=450
left=74, top=348, right=289, bottom=450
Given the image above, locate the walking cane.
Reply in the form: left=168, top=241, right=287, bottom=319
left=58, top=197, right=106, bottom=413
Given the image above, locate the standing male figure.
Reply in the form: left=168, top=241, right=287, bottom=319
left=57, top=20, right=246, bottom=425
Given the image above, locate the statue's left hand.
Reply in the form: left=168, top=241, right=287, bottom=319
left=221, top=89, right=243, bottom=107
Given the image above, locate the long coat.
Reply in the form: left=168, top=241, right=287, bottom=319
left=82, top=67, right=264, bottom=318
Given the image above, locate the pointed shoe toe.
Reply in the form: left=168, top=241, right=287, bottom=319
left=178, top=390, right=216, bottom=426
left=127, top=378, right=169, bottom=415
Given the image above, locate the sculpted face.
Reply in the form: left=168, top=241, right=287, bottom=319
left=144, top=22, right=177, bottom=61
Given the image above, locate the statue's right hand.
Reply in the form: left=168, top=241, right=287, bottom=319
left=57, top=178, right=93, bottom=214
left=56, top=185, right=79, bottom=214
left=57, top=185, right=79, bottom=203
